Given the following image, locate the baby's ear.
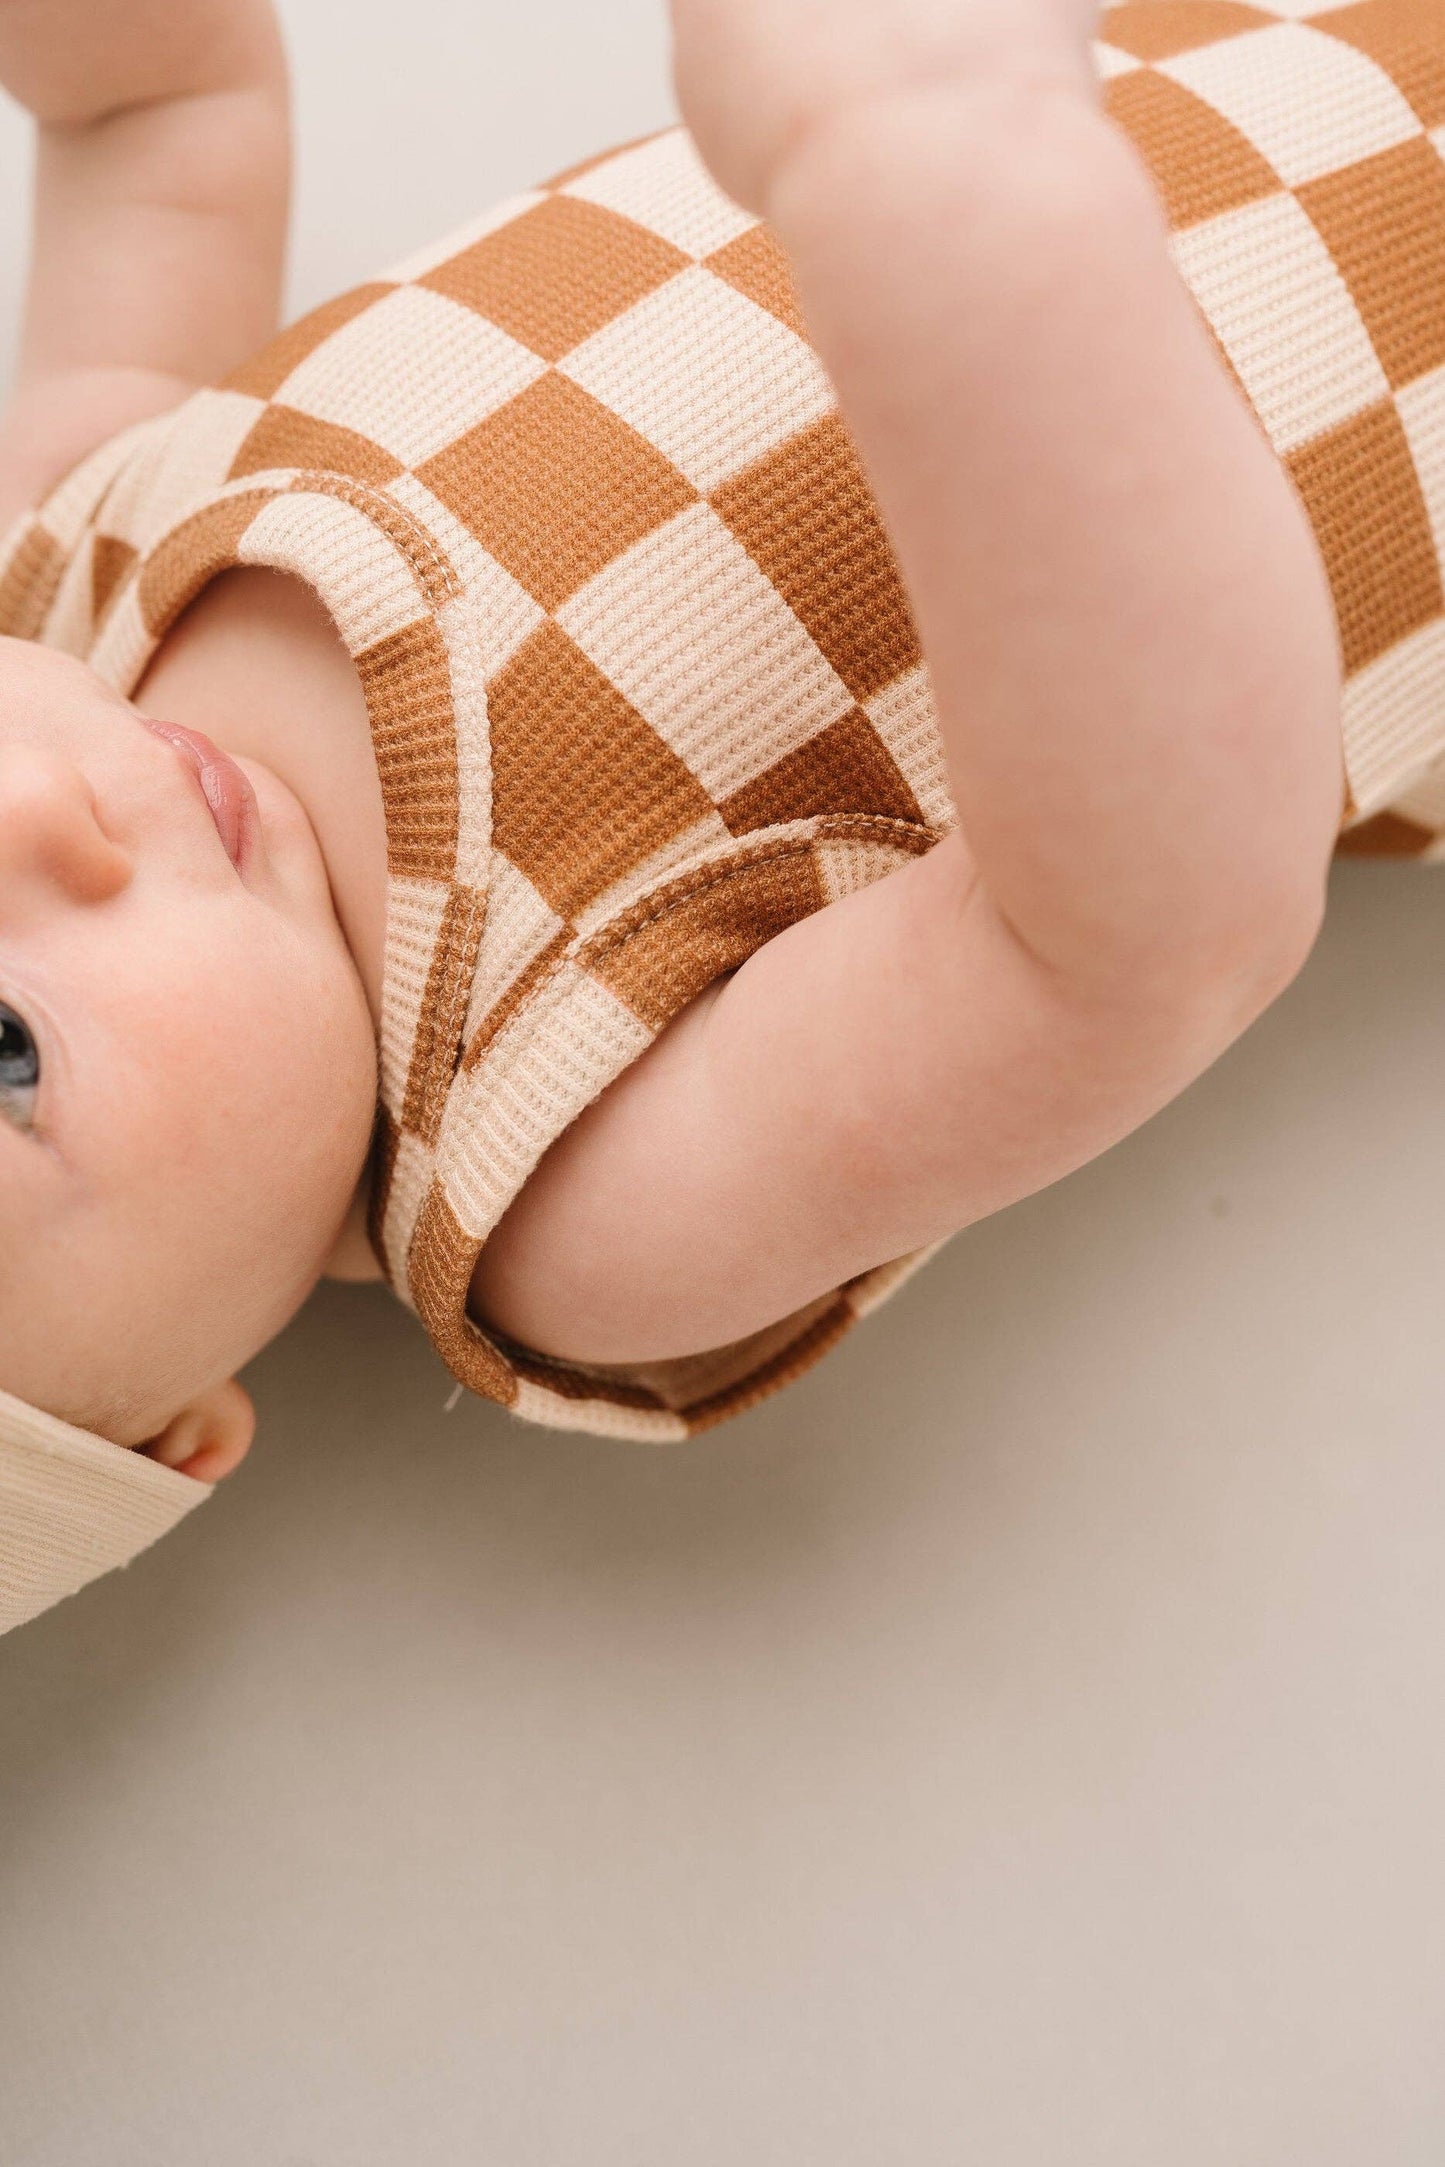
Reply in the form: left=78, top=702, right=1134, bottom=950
left=141, top=1378, right=257, bottom=1483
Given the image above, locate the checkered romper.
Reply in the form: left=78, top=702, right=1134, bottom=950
left=0, top=1, right=1442, bottom=1439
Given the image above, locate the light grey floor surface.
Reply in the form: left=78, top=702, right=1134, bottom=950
left=3, top=6, right=1444, bottom=2162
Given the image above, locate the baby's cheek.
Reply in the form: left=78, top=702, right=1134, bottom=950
left=109, top=903, right=375, bottom=1248
left=237, top=930, right=378, bottom=1185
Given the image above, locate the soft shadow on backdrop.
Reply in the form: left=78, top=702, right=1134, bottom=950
left=3, top=4, right=1444, bottom=2162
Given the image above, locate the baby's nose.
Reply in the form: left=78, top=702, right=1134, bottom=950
left=0, top=744, right=131, bottom=909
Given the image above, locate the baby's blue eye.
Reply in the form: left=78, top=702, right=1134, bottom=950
left=0, top=1003, right=39, bottom=1132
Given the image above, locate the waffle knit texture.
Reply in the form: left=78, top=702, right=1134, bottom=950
left=3, top=2, right=1445, bottom=1455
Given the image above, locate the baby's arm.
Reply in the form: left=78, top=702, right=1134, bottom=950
left=0, top=0, right=289, bottom=534
left=477, top=0, right=1343, bottom=1367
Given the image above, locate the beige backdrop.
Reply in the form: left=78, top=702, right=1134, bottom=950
left=3, top=5, right=1445, bottom=2162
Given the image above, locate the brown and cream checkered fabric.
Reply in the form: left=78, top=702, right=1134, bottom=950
left=1, top=4, right=1442, bottom=1438
left=1097, top=0, right=1445, bottom=853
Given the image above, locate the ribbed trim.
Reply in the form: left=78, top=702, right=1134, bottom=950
left=0, top=1390, right=210, bottom=1636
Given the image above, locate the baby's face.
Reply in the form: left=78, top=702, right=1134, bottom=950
left=0, top=639, right=378, bottom=1447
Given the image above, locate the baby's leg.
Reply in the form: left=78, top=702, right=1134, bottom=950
left=694, top=4, right=1346, bottom=1021
left=476, top=7, right=1355, bottom=1364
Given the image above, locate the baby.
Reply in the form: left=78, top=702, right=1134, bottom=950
left=2, top=0, right=1441, bottom=1630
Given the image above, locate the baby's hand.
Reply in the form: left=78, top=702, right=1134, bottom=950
left=668, top=0, right=1101, bottom=214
